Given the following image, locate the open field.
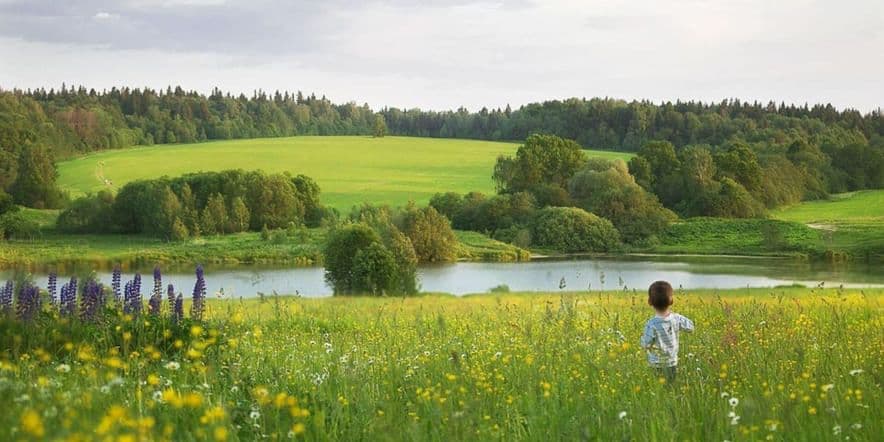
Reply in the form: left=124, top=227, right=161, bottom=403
left=0, top=229, right=527, bottom=269
left=772, top=190, right=884, bottom=224
left=771, top=190, right=884, bottom=260
left=56, top=136, right=632, bottom=210
left=1, top=288, right=880, bottom=440
left=0, top=211, right=527, bottom=269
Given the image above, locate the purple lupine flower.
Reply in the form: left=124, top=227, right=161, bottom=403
left=148, top=265, right=163, bottom=316
left=60, top=278, right=77, bottom=317
left=112, top=265, right=122, bottom=302
left=123, top=278, right=142, bottom=316
left=174, top=294, right=184, bottom=323
left=47, top=272, right=57, bottom=306
left=167, top=284, right=176, bottom=317
left=16, top=283, right=41, bottom=322
left=190, top=265, right=206, bottom=321
left=123, top=281, right=133, bottom=314
left=0, top=280, right=13, bottom=316
left=80, top=280, right=104, bottom=322
left=134, top=273, right=142, bottom=297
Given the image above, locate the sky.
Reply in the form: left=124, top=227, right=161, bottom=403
left=0, top=0, right=882, bottom=112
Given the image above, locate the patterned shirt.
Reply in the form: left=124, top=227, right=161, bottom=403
left=640, top=312, right=694, bottom=367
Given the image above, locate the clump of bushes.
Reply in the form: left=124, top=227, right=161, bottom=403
left=532, top=207, right=620, bottom=253
left=56, top=170, right=335, bottom=240
left=324, top=224, right=417, bottom=296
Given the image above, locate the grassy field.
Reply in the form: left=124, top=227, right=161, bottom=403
left=0, top=211, right=527, bottom=269
left=0, top=288, right=880, bottom=441
left=56, top=136, right=632, bottom=210
left=655, top=218, right=823, bottom=257
left=772, top=190, right=884, bottom=223
left=771, top=190, right=884, bottom=260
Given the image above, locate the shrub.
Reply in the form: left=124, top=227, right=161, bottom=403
left=400, top=206, right=458, bottom=262
left=532, top=207, right=620, bottom=253
left=429, top=192, right=464, bottom=221
left=351, top=242, right=397, bottom=295
left=170, top=217, right=189, bottom=241
left=568, top=159, right=676, bottom=243
left=56, top=190, right=115, bottom=233
left=0, top=191, right=15, bottom=216
left=324, top=223, right=418, bottom=295
left=0, top=212, right=40, bottom=240
left=489, top=284, right=510, bottom=293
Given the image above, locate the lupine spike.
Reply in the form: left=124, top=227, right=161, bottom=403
left=174, top=294, right=184, bottom=323
left=0, top=280, right=13, bottom=316
left=59, top=281, right=74, bottom=317
left=80, top=280, right=103, bottom=322
left=149, top=266, right=163, bottom=316
left=112, top=265, right=122, bottom=302
left=47, top=272, right=58, bottom=305
left=153, top=265, right=162, bottom=298
left=16, top=283, right=41, bottom=322
left=134, top=273, right=142, bottom=298
left=191, top=264, right=206, bottom=321
left=167, top=284, right=176, bottom=317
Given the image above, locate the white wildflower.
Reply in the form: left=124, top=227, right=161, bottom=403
left=618, top=411, right=627, bottom=420
left=152, top=391, right=163, bottom=402
left=100, top=385, right=110, bottom=394
left=164, top=361, right=180, bottom=370
left=849, top=369, right=864, bottom=376
left=720, top=391, right=730, bottom=398
left=833, top=425, right=842, bottom=435
left=851, top=423, right=862, bottom=430
left=250, top=410, right=261, bottom=420
left=55, top=364, right=71, bottom=373
left=821, top=384, right=834, bottom=392
left=729, top=397, right=739, bottom=407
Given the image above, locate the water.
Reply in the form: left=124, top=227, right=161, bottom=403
left=2, top=256, right=882, bottom=298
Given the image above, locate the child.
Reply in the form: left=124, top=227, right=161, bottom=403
left=640, top=281, right=694, bottom=383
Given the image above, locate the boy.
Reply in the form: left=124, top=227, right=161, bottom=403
left=640, top=281, right=694, bottom=383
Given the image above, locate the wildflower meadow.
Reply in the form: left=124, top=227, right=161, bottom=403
left=0, top=269, right=880, bottom=441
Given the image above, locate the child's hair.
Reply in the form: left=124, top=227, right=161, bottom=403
left=648, top=281, right=674, bottom=311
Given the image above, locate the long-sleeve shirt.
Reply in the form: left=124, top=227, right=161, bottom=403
left=640, top=312, right=694, bottom=367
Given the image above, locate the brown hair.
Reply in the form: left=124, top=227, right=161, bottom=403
left=648, top=281, right=673, bottom=311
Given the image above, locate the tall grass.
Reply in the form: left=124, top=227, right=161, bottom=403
left=1, top=288, right=880, bottom=440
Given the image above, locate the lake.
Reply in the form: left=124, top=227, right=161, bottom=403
left=2, top=256, right=882, bottom=298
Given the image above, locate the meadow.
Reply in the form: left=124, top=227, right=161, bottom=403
left=0, top=287, right=880, bottom=441
left=56, top=136, right=631, bottom=210
left=771, top=190, right=884, bottom=224
left=0, top=219, right=528, bottom=269
left=653, top=190, right=884, bottom=260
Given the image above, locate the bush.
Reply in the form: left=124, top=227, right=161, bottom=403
left=325, top=224, right=381, bottom=294
left=532, top=207, right=620, bottom=253
left=0, top=212, right=41, bottom=240
left=568, top=159, right=676, bottom=243
left=56, top=191, right=115, bottom=233
left=400, top=205, right=458, bottom=263
left=489, top=284, right=510, bottom=293
left=351, top=242, right=398, bottom=295
left=0, top=191, right=16, bottom=216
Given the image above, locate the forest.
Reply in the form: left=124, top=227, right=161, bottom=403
left=0, top=85, right=882, bottom=211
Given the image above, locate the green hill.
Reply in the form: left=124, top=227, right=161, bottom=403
left=57, top=136, right=632, bottom=210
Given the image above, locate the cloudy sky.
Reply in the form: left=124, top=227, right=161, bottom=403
left=0, top=0, right=881, bottom=111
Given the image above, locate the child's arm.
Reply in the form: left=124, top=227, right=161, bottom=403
left=677, top=314, right=695, bottom=333
left=640, top=322, right=656, bottom=349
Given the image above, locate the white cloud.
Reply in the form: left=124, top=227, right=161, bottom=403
left=93, top=11, right=118, bottom=20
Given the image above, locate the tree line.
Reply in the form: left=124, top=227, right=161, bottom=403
left=0, top=85, right=882, bottom=211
